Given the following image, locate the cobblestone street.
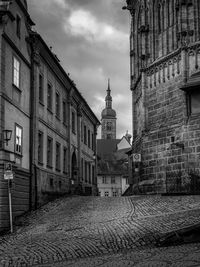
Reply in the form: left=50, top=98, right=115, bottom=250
left=0, top=195, right=200, bottom=266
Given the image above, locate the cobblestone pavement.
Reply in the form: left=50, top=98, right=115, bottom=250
left=0, top=195, right=200, bottom=266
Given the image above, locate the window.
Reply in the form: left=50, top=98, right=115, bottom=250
left=92, top=133, right=94, bottom=150
left=16, top=15, right=21, bottom=38
left=84, top=125, right=87, bottom=144
left=63, top=147, right=68, bottom=173
left=63, top=101, right=67, bottom=124
left=13, top=57, right=20, bottom=88
left=38, top=131, right=43, bottom=164
left=72, top=111, right=76, bottom=133
left=107, top=134, right=112, bottom=140
left=88, top=129, right=90, bottom=148
left=102, top=176, right=107, bottom=184
left=190, top=91, right=200, bottom=114
left=47, top=136, right=53, bottom=168
left=81, top=158, right=84, bottom=181
left=56, top=142, right=61, bottom=171
left=55, top=92, right=60, bottom=118
left=85, top=161, right=87, bottom=182
left=104, top=191, right=109, bottom=197
left=92, top=165, right=95, bottom=184
left=39, top=74, right=44, bottom=104
left=126, top=178, right=129, bottom=185
left=88, top=163, right=91, bottom=184
left=15, top=124, right=22, bottom=154
left=106, top=122, right=112, bottom=131
left=111, top=176, right=115, bottom=184
left=81, top=121, right=83, bottom=142
left=47, top=83, right=52, bottom=111
left=113, top=192, right=117, bottom=197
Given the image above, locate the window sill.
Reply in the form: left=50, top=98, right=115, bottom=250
left=39, top=101, right=45, bottom=107
left=38, top=161, right=44, bottom=166
left=56, top=168, right=61, bottom=172
left=14, top=151, right=23, bottom=157
left=12, top=83, right=22, bottom=92
left=47, top=108, right=53, bottom=115
left=47, top=164, right=53, bottom=169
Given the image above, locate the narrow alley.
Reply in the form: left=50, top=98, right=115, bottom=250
left=0, top=195, right=200, bottom=266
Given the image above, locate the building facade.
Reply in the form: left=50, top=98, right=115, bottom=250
left=101, top=80, right=116, bottom=140
left=124, top=0, right=200, bottom=193
left=0, top=0, right=100, bottom=232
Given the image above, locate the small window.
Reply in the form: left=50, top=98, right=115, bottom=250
left=72, top=111, right=76, bottom=134
left=13, top=57, right=20, bottom=88
left=190, top=90, right=200, bottom=114
left=92, top=133, right=94, bottom=150
left=84, top=125, right=87, bottom=144
left=88, top=163, right=91, bottom=184
left=107, top=134, right=112, bottom=140
left=47, top=136, right=53, bottom=168
left=104, top=191, right=109, bottom=197
left=16, top=15, right=21, bottom=38
left=85, top=161, right=87, bottom=182
left=102, top=176, right=107, bottom=184
left=38, top=131, right=43, bottom=164
left=15, top=124, right=22, bottom=154
left=39, top=74, right=44, bottom=104
left=50, top=178, right=53, bottom=187
left=81, top=158, right=84, bottom=181
left=63, top=101, right=67, bottom=124
left=111, top=176, right=115, bottom=184
left=113, top=192, right=117, bottom=197
left=81, top=121, right=83, bottom=142
left=55, top=92, right=60, bottom=118
left=106, top=122, right=112, bottom=131
left=63, top=147, right=68, bottom=173
left=56, top=142, right=61, bottom=171
left=47, top=83, right=52, bottom=111
left=88, top=129, right=90, bottom=148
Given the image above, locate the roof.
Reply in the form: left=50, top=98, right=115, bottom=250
left=97, top=139, right=129, bottom=175
left=97, top=139, right=120, bottom=158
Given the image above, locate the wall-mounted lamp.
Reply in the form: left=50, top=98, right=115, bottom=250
left=3, top=129, right=12, bottom=145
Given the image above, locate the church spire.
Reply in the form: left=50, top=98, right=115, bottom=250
left=105, top=78, right=112, bottom=109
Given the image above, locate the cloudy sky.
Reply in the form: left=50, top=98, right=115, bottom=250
left=27, top=0, right=132, bottom=139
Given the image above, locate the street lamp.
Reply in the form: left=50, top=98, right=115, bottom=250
left=3, top=129, right=12, bottom=145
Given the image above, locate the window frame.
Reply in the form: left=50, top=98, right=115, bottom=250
left=39, top=73, right=44, bottom=104
left=72, top=111, right=76, bottom=134
left=13, top=56, right=20, bottom=89
left=55, top=91, right=60, bottom=119
left=38, top=130, right=44, bottom=164
left=15, top=124, right=23, bottom=155
left=63, top=100, right=67, bottom=125
left=55, top=142, right=61, bottom=171
left=47, top=136, right=53, bottom=168
left=63, top=147, right=68, bottom=173
left=47, top=82, right=53, bottom=112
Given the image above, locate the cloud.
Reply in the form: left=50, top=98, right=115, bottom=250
left=27, top=0, right=132, bottom=139
left=64, top=9, right=129, bottom=51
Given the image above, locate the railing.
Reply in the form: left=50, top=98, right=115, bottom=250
left=166, top=170, right=200, bottom=194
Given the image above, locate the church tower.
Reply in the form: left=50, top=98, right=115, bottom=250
left=101, top=79, right=116, bottom=139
